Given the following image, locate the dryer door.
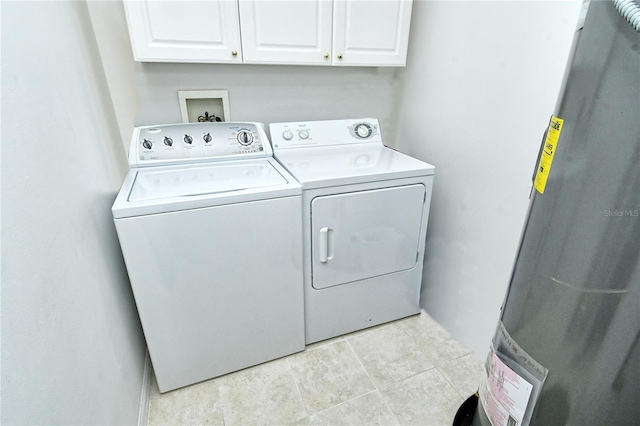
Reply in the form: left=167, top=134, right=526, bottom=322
left=311, top=184, right=425, bottom=289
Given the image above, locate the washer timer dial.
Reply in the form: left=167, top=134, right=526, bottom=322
left=354, top=123, right=373, bottom=139
left=236, top=130, right=254, bottom=146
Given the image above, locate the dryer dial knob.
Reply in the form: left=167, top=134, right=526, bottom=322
left=282, top=130, right=294, bottom=140
left=355, top=123, right=372, bottom=138
left=236, top=130, right=254, bottom=146
left=299, top=130, right=310, bottom=140
left=142, top=138, right=153, bottom=150
left=163, top=137, right=173, bottom=147
left=203, top=133, right=212, bottom=143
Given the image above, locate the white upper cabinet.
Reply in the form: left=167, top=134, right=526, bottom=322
left=239, top=1, right=333, bottom=66
left=123, top=0, right=413, bottom=66
left=124, top=1, right=243, bottom=63
left=333, top=0, right=413, bottom=66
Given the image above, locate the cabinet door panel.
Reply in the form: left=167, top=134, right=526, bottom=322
left=239, top=0, right=332, bottom=65
left=333, top=0, right=413, bottom=66
left=124, top=1, right=243, bottom=63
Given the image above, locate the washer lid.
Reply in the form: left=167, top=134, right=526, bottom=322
left=129, top=161, right=287, bottom=202
left=274, top=145, right=435, bottom=189
left=112, top=158, right=301, bottom=218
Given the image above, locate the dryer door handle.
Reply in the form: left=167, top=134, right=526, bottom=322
left=319, top=227, right=334, bottom=263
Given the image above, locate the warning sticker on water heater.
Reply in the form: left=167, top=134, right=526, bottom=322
left=534, top=116, right=564, bottom=194
left=535, top=116, right=564, bottom=194
left=479, top=351, right=533, bottom=426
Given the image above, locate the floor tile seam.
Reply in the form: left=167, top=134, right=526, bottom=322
left=375, top=363, right=439, bottom=392
left=347, top=326, right=410, bottom=401
left=306, top=388, right=384, bottom=420
left=214, top=392, right=227, bottom=426
left=376, top=369, right=446, bottom=426
left=345, top=321, right=441, bottom=389
left=395, top=324, right=448, bottom=378
left=382, top=399, right=402, bottom=426
left=345, top=337, right=379, bottom=392
left=303, top=337, right=346, bottom=353
left=344, top=335, right=392, bottom=420
left=395, top=321, right=418, bottom=340
left=217, top=384, right=232, bottom=426
left=215, top=369, right=254, bottom=426
left=311, top=389, right=404, bottom=426
left=434, top=350, right=476, bottom=369
left=379, top=367, right=467, bottom=423
left=342, top=323, right=431, bottom=424
left=383, top=360, right=436, bottom=387
left=435, top=364, right=470, bottom=401
left=285, top=357, right=311, bottom=420
left=209, top=379, right=226, bottom=426
left=371, top=387, right=403, bottom=426
left=373, top=335, right=441, bottom=387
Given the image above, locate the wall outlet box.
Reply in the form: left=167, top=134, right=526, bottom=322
left=178, top=90, right=231, bottom=123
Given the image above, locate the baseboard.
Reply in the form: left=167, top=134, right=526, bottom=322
left=137, top=351, right=152, bottom=426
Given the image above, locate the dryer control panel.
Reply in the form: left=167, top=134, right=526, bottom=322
left=270, top=118, right=383, bottom=150
left=130, top=123, right=271, bottom=167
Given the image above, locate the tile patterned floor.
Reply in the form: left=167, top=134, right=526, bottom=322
left=148, top=310, right=484, bottom=426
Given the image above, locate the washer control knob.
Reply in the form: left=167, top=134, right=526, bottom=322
left=355, top=123, right=372, bottom=138
left=203, top=133, right=212, bottom=143
left=183, top=134, right=194, bottom=145
left=299, top=130, right=310, bottom=140
left=163, top=137, right=173, bottom=147
left=142, top=138, right=153, bottom=150
left=282, top=130, right=294, bottom=140
left=236, top=130, right=254, bottom=146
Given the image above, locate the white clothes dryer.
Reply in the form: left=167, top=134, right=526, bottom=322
left=112, top=122, right=304, bottom=392
left=270, top=118, right=435, bottom=344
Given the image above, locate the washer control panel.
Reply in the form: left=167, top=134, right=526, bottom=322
left=269, top=118, right=382, bottom=150
left=131, top=122, right=269, bottom=167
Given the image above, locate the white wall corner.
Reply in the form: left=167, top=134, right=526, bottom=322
left=86, top=0, right=140, bottom=156
left=393, top=0, right=583, bottom=358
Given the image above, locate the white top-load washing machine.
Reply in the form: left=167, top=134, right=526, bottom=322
left=270, top=118, right=435, bottom=344
left=112, top=122, right=304, bottom=392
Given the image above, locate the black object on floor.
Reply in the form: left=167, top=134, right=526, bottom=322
left=453, top=392, right=479, bottom=426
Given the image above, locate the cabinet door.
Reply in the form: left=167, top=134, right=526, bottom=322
left=311, top=184, right=425, bottom=290
left=123, top=1, right=243, bottom=63
left=239, top=0, right=333, bottom=65
left=332, top=0, right=413, bottom=66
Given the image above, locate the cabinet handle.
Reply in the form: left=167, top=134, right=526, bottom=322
left=232, top=50, right=238, bottom=56
left=337, top=53, right=343, bottom=59
left=324, top=53, right=329, bottom=59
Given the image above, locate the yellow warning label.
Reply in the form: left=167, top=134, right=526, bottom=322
left=535, top=116, right=564, bottom=194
